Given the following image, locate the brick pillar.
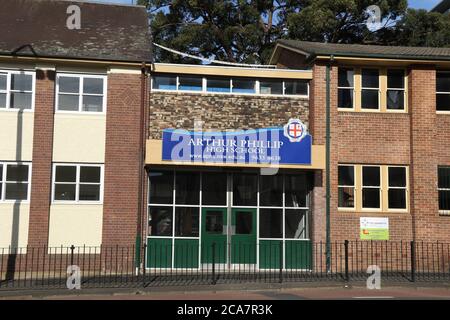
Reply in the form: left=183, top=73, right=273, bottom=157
left=28, top=69, right=55, bottom=247
left=102, top=73, right=143, bottom=246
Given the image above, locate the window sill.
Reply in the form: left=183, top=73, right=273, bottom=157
left=151, top=89, right=309, bottom=99
left=51, top=201, right=103, bottom=205
left=436, top=111, right=450, bottom=115
left=0, top=108, right=34, bottom=113
left=439, top=210, right=450, bottom=216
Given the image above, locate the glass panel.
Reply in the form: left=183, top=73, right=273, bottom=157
left=338, top=88, right=353, bottom=108
left=175, top=207, right=199, bottom=237
left=439, top=190, right=450, bottom=211
left=0, top=93, right=6, bottom=108
left=259, top=209, right=282, bottom=238
left=149, top=171, right=173, bottom=204
left=363, top=166, right=380, bottom=186
left=11, top=74, right=32, bottom=91
left=54, top=184, right=76, bottom=201
left=362, top=69, right=379, bottom=88
left=175, top=172, right=200, bottom=205
left=389, top=167, right=406, bottom=187
left=285, top=80, right=308, bottom=95
left=338, top=187, right=354, bottom=208
left=58, top=94, right=79, bottom=111
left=387, top=69, right=404, bottom=88
left=361, top=89, right=379, bottom=109
left=0, top=74, right=6, bottom=90
left=232, top=78, right=256, bottom=94
left=82, top=95, right=103, bottom=112
left=10, top=92, right=32, bottom=109
left=259, top=175, right=283, bottom=207
left=338, top=68, right=354, bottom=87
left=152, top=75, right=177, bottom=90
left=6, top=164, right=28, bottom=181
left=55, top=166, right=77, bottom=183
left=206, top=77, right=230, bottom=93
left=59, top=76, right=80, bottom=93
left=202, top=172, right=227, bottom=205
left=178, top=76, right=202, bottom=91
left=5, top=183, right=28, bottom=200
left=338, top=165, right=354, bottom=186
left=437, top=72, right=450, bottom=92
left=148, top=206, right=173, bottom=236
left=437, top=94, right=450, bottom=111
left=387, top=89, right=404, bottom=110
left=388, top=189, right=406, bottom=209
left=438, top=167, right=450, bottom=189
left=80, top=166, right=101, bottom=183
left=233, top=173, right=257, bottom=206
left=235, top=211, right=252, bottom=234
left=260, top=80, right=282, bottom=95
left=205, top=210, right=224, bottom=234
left=285, top=174, right=309, bottom=207
left=83, top=78, right=103, bottom=94
left=79, top=184, right=100, bottom=201
left=362, top=188, right=380, bottom=208
left=285, top=209, right=308, bottom=239
left=0, top=164, right=2, bottom=181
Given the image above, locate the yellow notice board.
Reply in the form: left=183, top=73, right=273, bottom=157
left=360, top=217, right=389, bottom=240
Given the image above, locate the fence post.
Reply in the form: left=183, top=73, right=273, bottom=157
left=279, top=241, right=283, bottom=283
left=410, top=241, right=416, bottom=282
left=211, top=242, right=216, bottom=285
left=70, top=245, right=75, bottom=266
left=142, top=243, right=146, bottom=286
left=344, top=240, right=349, bottom=282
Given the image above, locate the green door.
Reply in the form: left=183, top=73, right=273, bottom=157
left=231, top=208, right=257, bottom=264
left=201, top=208, right=227, bottom=264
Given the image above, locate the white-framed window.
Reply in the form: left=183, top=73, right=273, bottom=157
left=52, top=163, right=104, bottom=203
left=338, top=68, right=354, bottom=109
left=438, top=166, right=450, bottom=213
left=362, top=165, right=381, bottom=210
left=0, top=70, right=35, bottom=110
left=436, top=71, right=450, bottom=112
left=0, top=162, right=31, bottom=202
left=361, top=68, right=380, bottom=110
left=55, top=73, right=107, bottom=113
left=338, top=165, right=355, bottom=209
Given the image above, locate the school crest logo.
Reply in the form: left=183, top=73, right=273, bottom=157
left=283, top=118, right=307, bottom=143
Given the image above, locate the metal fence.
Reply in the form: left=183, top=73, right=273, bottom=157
left=1, top=241, right=450, bottom=290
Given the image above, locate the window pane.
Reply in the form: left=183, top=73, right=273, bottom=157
left=361, top=89, right=379, bottom=109
left=10, top=92, right=32, bottom=109
left=58, top=94, right=79, bottom=111
left=235, top=211, right=253, bottom=235
left=232, top=78, right=256, bottom=94
left=387, top=69, right=404, bottom=88
left=437, top=94, right=450, bottom=111
left=233, top=173, right=257, bottom=206
left=389, top=167, right=406, bottom=187
left=363, top=167, right=380, bottom=186
left=82, top=95, right=103, bottom=112
left=79, top=184, right=100, bottom=201
left=388, top=189, right=406, bottom=209
left=259, top=175, right=283, bottom=207
left=259, top=209, right=282, bottom=238
left=338, top=68, right=354, bottom=87
left=6, top=164, right=28, bottom=181
left=285, top=80, right=308, bottom=95
left=206, top=77, right=230, bottom=92
left=362, top=188, right=380, bottom=208
left=0, top=74, right=6, bottom=90
left=54, top=184, right=76, bottom=201
left=55, top=166, right=77, bottom=183
left=260, top=80, right=282, bottom=95
left=0, top=93, right=6, bottom=108
left=11, top=74, right=32, bottom=91
left=5, top=183, right=28, bottom=200
left=362, top=69, right=379, bottom=88
left=148, top=206, right=173, bottom=236
left=205, top=210, right=224, bottom=234
left=338, top=88, right=353, bottom=108
left=387, top=89, right=404, bottom=110
left=338, top=166, right=354, bottom=186
left=59, top=77, right=80, bottom=93
left=178, top=76, right=202, bottom=91
left=285, top=174, right=309, bottom=207
left=202, top=172, right=227, bottom=205
left=175, top=207, right=199, bottom=237
left=438, top=167, right=450, bottom=189
left=0, top=164, right=2, bottom=181
left=175, top=172, right=200, bottom=205
left=83, top=78, right=103, bottom=94
left=149, top=171, right=173, bottom=204
left=285, top=209, right=308, bottom=239
left=439, top=190, right=450, bottom=211
left=437, top=72, right=450, bottom=92
left=80, top=166, right=101, bottom=183
left=339, top=187, right=354, bottom=208
left=152, top=75, right=176, bottom=90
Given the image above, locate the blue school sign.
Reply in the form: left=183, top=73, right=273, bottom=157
left=162, top=119, right=312, bottom=165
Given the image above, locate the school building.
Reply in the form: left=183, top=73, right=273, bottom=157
left=1, top=0, right=450, bottom=270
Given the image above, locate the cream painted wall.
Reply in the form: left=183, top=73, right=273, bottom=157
left=0, top=203, right=30, bottom=248
left=52, top=113, right=106, bottom=163
left=0, top=111, right=34, bottom=161
left=48, top=204, right=103, bottom=247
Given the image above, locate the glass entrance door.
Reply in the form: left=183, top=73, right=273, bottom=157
left=231, top=208, right=257, bottom=264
